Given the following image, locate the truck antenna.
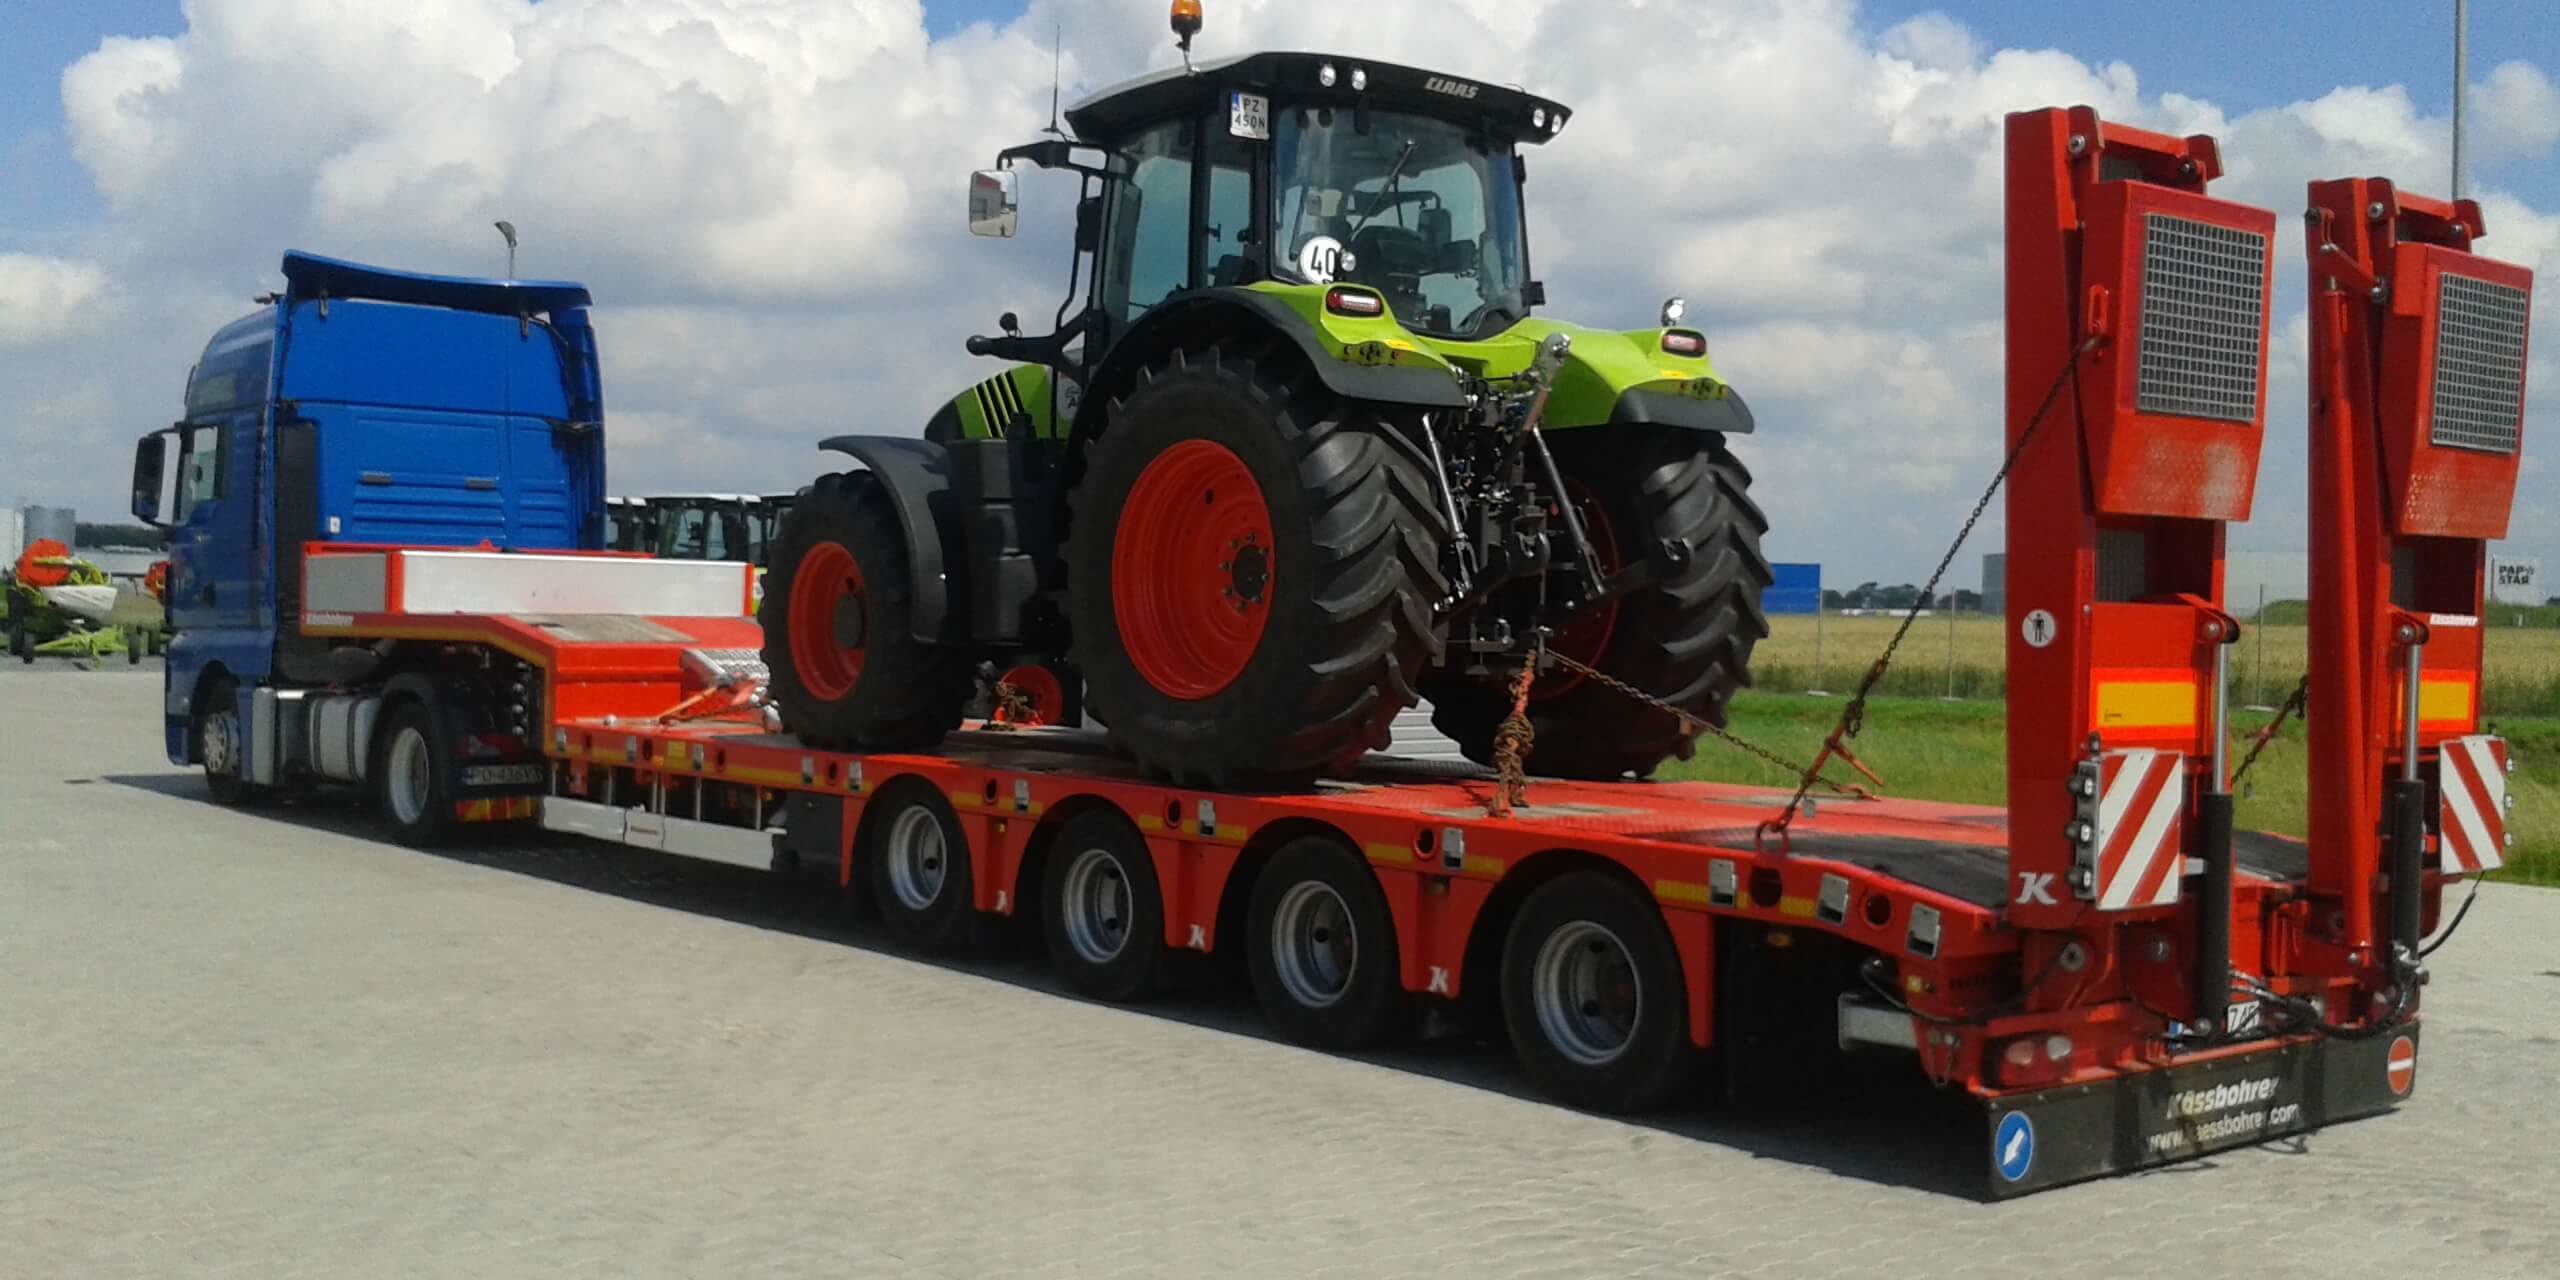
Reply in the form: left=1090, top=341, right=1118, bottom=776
left=1044, top=23, right=1065, bottom=138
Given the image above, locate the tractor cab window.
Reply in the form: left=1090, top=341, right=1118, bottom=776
left=1101, top=120, right=1195, bottom=327
left=1202, top=127, right=1256, bottom=288
left=1271, top=108, right=1527, bottom=339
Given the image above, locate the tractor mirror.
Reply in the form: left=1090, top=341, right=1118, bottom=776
left=1438, top=238, right=1478, bottom=276
left=969, top=169, right=1019, bottom=238
left=130, top=430, right=172, bottom=526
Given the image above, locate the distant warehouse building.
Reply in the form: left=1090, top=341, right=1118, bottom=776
left=1767, top=563, right=1821, bottom=615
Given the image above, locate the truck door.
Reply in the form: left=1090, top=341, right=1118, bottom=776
left=165, top=411, right=266, bottom=645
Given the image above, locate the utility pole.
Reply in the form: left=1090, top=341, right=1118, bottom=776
left=495, top=221, right=519, bottom=279
left=2452, top=0, right=2469, bottom=199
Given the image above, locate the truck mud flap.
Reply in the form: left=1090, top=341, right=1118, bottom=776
left=1982, top=1024, right=2417, bottom=1198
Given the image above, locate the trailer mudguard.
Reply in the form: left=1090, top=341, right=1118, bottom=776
left=815, top=435, right=965, bottom=645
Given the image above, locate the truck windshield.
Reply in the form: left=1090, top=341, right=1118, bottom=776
left=1270, top=108, right=1527, bottom=340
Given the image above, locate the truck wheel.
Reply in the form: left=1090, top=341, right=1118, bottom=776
left=1040, top=809, right=1166, bottom=1002
left=865, top=779, right=977, bottom=952
left=1429, top=430, right=1770, bottom=779
left=1068, top=344, right=1448, bottom=788
left=761, top=470, right=970, bottom=751
left=196, top=678, right=256, bottom=806
left=1500, top=871, right=1698, bottom=1113
left=1245, top=836, right=1407, bottom=1049
left=375, top=700, right=458, bottom=847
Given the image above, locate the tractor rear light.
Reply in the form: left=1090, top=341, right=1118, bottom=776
left=1660, top=329, right=1707, bottom=357
left=1325, top=287, right=1385, bottom=317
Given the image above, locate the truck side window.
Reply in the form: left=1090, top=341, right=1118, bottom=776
left=176, top=424, right=224, bottom=521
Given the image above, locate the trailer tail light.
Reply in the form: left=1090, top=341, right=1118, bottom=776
left=2377, top=243, right=2533, bottom=539
left=1994, top=1033, right=2077, bottom=1087
left=1324, top=287, right=1385, bottom=317
left=1660, top=329, right=1707, bottom=357
left=2076, top=184, right=2276, bottom=521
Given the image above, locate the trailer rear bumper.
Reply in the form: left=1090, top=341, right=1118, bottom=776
left=1982, top=1023, right=2417, bottom=1198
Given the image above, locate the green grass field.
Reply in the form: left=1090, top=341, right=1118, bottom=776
left=1748, top=613, right=2560, bottom=717
left=1654, top=692, right=2556, bottom=887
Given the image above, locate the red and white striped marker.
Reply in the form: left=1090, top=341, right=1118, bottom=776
left=2092, top=749, right=2186, bottom=911
left=2386, top=1035, right=2417, bottom=1097
left=2437, top=735, right=2509, bottom=875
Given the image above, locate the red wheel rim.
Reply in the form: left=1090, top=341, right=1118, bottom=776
left=995, top=663, right=1065, bottom=726
left=788, top=541, right=864, bottom=700
left=1112, top=439, right=1273, bottom=701
left=1542, top=479, right=1620, bottom=700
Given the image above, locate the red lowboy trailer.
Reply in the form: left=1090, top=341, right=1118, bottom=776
left=249, top=105, right=2530, bottom=1198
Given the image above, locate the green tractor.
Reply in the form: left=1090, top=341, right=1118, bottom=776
left=761, top=24, right=1770, bottom=787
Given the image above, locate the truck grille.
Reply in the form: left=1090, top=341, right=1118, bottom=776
left=2429, top=273, right=2529, bottom=456
left=2135, top=214, right=2268, bottom=425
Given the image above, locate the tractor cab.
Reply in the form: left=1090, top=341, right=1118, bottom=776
left=967, top=48, right=1570, bottom=388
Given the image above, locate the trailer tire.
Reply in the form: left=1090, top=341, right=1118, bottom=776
left=196, top=677, right=256, bottom=806
left=373, top=700, right=459, bottom=847
left=1246, top=836, right=1407, bottom=1050
left=1500, top=871, right=1697, bottom=1113
left=1041, top=809, right=1167, bottom=1002
left=865, top=780, right=978, bottom=952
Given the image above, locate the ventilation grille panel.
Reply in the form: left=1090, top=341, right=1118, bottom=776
left=2134, top=214, right=2268, bottom=425
left=2429, top=273, right=2528, bottom=456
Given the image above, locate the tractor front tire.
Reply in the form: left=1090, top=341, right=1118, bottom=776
left=760, top=470, right=970, bottom=751
left=1429, top=430, right=1771, bottom=780
left=1068, top=345, right=1447, bottom=788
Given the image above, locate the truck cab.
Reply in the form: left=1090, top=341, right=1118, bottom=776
left=130, top=251, right=607, bottom=795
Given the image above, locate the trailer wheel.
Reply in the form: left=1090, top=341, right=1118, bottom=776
left=196, top=677, right=255, bottom=806
left=375, top=700, right=458, bottom=848
left=1246, top=836, right=1407, bottom=1049
left=1500, top=872, right=1697, bottom=1113
left=865, top=780, right=977, bottom=952
left=1040, top=809, right=1167, bottom=1002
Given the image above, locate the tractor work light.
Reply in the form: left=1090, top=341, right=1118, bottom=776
left=1324, top=287, right=1385, bottom=317
left=1533, top=107, right=1548, bottom=129
left=1319, top=62, right=1338, bottom=87
left=1350, top=67, right=1368, bottom=91
left=1660, top=330, right=1707, bottom=357
left=1550, top=111, right=1568, bottom=135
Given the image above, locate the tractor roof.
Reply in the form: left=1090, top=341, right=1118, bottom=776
left=1065, top=50, right=1569, bottom=146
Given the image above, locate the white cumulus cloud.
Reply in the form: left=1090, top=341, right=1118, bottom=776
left=0, top=254, right=109, bottom=346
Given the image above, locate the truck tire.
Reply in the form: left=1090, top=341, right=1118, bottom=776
left=1068, top=344, right=1448, bottom=787
left=1428, top=430, right=1770, bottom=779
left=864, top=779, right=978, bottom=952
left=1040, top=808, right=1167, bottom=1003
left=1500, top=871, right=1699, bottom=1113
left=375, top=699, right=459, bottom=847
left=196, top=677, right=256, bottom=806
left=761, top=470, right=971, bottom=751
left=1245, top=836, right=1407, bottom=1050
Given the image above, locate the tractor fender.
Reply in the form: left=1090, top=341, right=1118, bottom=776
left=815, top=435, right=964, bottom=645
left=1608, top=384, right=1756, bottom=435
left=1079, top=290, right=1469, bottom=431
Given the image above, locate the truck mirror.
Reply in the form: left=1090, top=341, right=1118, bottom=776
left=969, top=169, right=1019, bottom=238
left=130, top=431, right=170, bottom=526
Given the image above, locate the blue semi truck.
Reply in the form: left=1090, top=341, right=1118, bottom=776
left=128, top=252, right=610, bottom=836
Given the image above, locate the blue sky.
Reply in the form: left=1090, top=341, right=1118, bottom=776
left=8, top=0, right=2549, bottom=244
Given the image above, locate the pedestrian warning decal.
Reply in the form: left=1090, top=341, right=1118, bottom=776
left=2386, top=1035, right=2416, bottom=1097
left=1993, top=1111, right=2035, bottom=1182
left=2022, top=609, right=2058, bottom=649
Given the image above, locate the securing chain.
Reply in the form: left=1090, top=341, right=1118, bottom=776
left=1486, top=650, right=1538, bottom=817
left=1761, top=333, right=2102, bottom=846
left=1541, top=648, right=1859, bottom=795
left=2229, top=674, right=2310, bottom=790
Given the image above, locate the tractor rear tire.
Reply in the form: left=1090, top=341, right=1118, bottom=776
left=1428, top=430, right=1770, bottom=780
left=760, top=470, right=971, bottom=751
left=1067, top=344, right=1448, bottom=788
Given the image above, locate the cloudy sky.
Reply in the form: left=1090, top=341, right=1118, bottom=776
left=2, top=0, right=2552, bottom=583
